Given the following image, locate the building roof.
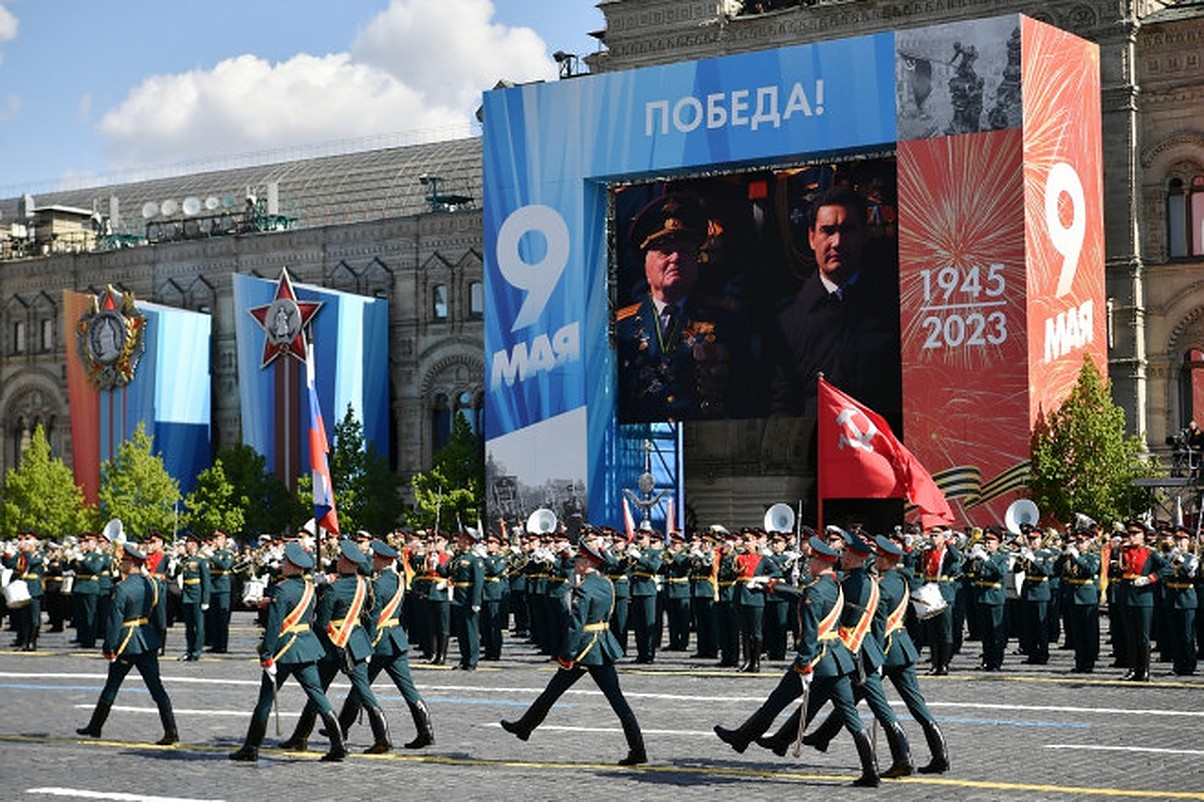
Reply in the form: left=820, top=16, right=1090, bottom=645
left=0, top=136, right=483, bottom=238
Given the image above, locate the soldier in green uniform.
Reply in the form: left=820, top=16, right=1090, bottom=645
left=763, top=531, right=791, bottom=661
left=206, top=530, right=235, bottom=653
left=77, top=541, right=178, bottom=745
left=1061, top=527, right=1102, bottom=673
left=229, top=542, right=345, bottom=762
left=95, top=531, right=118, bottom=650
left=1015, top=525, right=1056, bottom=664
left=761, top=528, right=912, bottom=778
left=179, top=532, right=211, bottom=661
left=334, top=539, right=435, bottom=749
left=689, top=529, right=718, bottom=659
left=714, top=529, right=740, bottom=667
left=500, top=540, right=647, bottom=766
left=604, top=534, right=631, bottom=654
left=4, top=532, right=44, bottom=650
left=965, top=526, right=1009, bottom=671
left=628, top=525, right=663, bottom=663
left=481, top=531, right=508, bottom=660
left=71, top=533, right=104, bottom=648
left=714, top=536, right=880, bottom=786
left=663, top=531, right=692, bottom=651
left=281, top=539, right=391, bottom=754
left=448, top=528, right=485, bottom=670
left=1163, top=526, right=1198, bottom=675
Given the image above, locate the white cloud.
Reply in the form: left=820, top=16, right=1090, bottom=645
left=95, top=0, right=555, bottom=170
left=0, top=4, right=18, bottom=42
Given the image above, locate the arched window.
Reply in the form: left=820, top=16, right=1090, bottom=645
left=1178, top=348, right=1204, bottom=428
left=1168, top=175, right=1204, bottom=258
left=469, top=281, right=484, bottom=320
left=40, top=318, right=54, bottom=352
left=432, top=392, right=452, bottom=451
left=12, top=321, right=25, bottom=354
left=433, top=284, right=449, bottom=321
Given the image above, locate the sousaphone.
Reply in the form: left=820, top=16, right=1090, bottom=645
left=1004, top=499, right=1039, bottom=535
left=763, top=503, right=795, bottom=534
left=526, top=508, right=558, bottom=535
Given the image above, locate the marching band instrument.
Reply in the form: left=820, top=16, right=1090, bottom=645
left=526, top=508, right=557, bottom=536
left=910, top=582, right=947, bottom=620
left=1004, top=499, right=1039, bottom=536
left=3, top=575, right=31, bottom=608
left=763, top=503, right=795, bottom=534
left=102, top=518, right=126, bottom=546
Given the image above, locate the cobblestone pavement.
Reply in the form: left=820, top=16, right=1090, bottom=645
left=1, top=613, right=1202, bottom=802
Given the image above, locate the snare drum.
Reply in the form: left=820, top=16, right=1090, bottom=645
left=61, top=574, right=75, bottom=595
left=910, top=581, right=948, bottom=620
left=241, top=576, right=267, bottom=607
left=3, top=579, right=31, bottom=608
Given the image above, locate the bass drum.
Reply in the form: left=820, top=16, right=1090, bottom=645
left=241, top=576, right=268, bottom=608
left=910, top=581, right=947, bottom=620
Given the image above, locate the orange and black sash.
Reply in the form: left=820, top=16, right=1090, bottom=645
left=326, top=576, right=367, bottom=648
left=808, top=583, right=845, bottom=670
left=371, top=575, right=405, bottom=648
left=839, top=577, right=880, bottom=656
left=272, top=579, right=315, bottom=663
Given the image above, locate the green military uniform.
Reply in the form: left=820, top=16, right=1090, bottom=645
left=481, top=542, right=508, bottom=660
left=689, top=537, right=718, bottom=659
left=1015, top=532, right=1056, bottom=664
left=448, top=535, right=485, bottom=670
left=179, top=540, right=211, bottom=661
left=500, top=542, right=646, bottom=766
left=1061, top=534, right=1101, bottom=673
left=230, top=542, right=344, bottom=762
left=77, top=542, right=178, bottom=745
left=663, top=539, right=692, bottom=651
left=206, top=543, right=235, bottom=652
left=4, top=538, right=44, bottom=650
left=628, top=539, right=662, bottom=663
left=71, top=546, right=105, bottom=648
left=965, top=532, right=1009, bottom=670
left=1161, top=534, right=1198, bottom=676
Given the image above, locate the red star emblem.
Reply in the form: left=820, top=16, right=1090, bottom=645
left=248, top=268, right=323, bottom=369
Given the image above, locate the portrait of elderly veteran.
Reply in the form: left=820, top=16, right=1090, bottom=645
left=768, top=184, right=901, bottom=420
left=615, top=192, right=757, bottom=422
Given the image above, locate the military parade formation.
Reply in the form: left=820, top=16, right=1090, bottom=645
left=1, top=510, right=1202, bottom=785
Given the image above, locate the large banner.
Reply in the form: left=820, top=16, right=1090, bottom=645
left=483, top=14, right=1103, bottom=528
left=232, top=272, right=389, bottom=487
left=64, top=289, right=211, bottom=502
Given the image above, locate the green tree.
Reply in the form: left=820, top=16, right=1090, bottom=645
left=1030, top=356, right=1156, bottom=524
left=328, top=404, right=401, bottom=536
left=97, top=422, right=181, bottom=537
left=183, top=458, right=247, bottom=538
left=408, top=412, right=483, bottom=530
left=217, top=443, right=301, bottom=536
left=0, top=425, right=88, bottom=538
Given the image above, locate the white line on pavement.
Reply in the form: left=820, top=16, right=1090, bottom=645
left=27, top=788, right=225, bottom=802
left=1045, top=744, right=1204, bottom=756
left=72, top=705, right=297, bottom=718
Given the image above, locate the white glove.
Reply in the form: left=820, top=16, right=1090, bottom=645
left=627, top=548, right=641, bottom=560
left=1066, top=545, right=1079, bottom=559
left=201, top=603, right=209, bottom=611
left=472, top=605, right=481, bottom=614
left=970, top=545, right=987, bottom=562
left=1021, top=548, right=1036, bottom=562
left=745, top=576, right=765, bottom=589
left=1133, top=576, right=1151, bottom=587
left=262, top=660, right=277, bottom=678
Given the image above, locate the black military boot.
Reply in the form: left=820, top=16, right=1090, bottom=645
left=321, top=699, right=359, bottom=738
left=713, top=703, right=777, bottom=754
left=916, top=718, right=950, bottom=774
left=229, top=717, right=267, bottom=762
left=433, top=634, right=449, bottom=666
left=746, top=638, right=762, bottom=674
left=76, top=701, right=112, bottom=738
left=801, top=709, right=841, bottom=753
left=280, top=705, right=316, bottom=751
left=500, top=717, right=533, bottom=741
left=156, top=706, right=179, bottom=746
left=737, top=634, right=751, bottom=672
left=880, top=720, right=914, bottom=778
left=319, top=710, right=347, bottom=762
left=363, top=706, right=391, bottom=754
left=851, top=728, right=881, bottom=787
left=755, top=706, right=804, bottom=757
left=617, top=714, right=647, bottom=766
left=404, top=700, right=435, bottom=749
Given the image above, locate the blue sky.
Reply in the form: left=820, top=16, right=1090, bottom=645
left=0, top=0, right=603, bottom=195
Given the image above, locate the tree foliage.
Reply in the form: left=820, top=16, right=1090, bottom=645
left=183, top=458, right=247, bottom=538
left=323, top=405, right=401, bottom=536
left=97, top=422, right=181, bottom=537
left=1030, top=356, right=1156, bottom=524
left=216, top=443, right=301, bottom=536
left=0, top=425, right=88, bottom=538
left=408, top=412, right=483, bottom=530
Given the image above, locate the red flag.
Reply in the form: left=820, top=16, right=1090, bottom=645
left=817, top=377, right=953, bottom=529
left=622, top=497, right=636, bottom=541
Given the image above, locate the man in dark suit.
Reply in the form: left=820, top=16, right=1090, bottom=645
left=769, top=185, right=900, bottom=419
left=501, top=539, right=647, bottom=766
left=616, top=194, right=752, bottom=422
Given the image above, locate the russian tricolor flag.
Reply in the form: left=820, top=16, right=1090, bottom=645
left=307, top=343, right=339, bottom=535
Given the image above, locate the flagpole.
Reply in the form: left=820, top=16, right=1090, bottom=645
left=816, top=372, right=825, bottom=535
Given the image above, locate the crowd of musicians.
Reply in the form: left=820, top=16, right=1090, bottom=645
left=1, top=514, right=1201, bottom=784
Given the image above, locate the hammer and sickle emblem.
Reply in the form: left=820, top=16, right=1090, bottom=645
left=836, top=408, right=878, bottom=452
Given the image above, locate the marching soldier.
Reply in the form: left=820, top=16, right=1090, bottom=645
left=1015, top=525, right=1055, bottom=664
left=1061, top=527, right=1101, bottom=673
left=334, top=539, right=435, bottom=749
left=229, top=542, right=345, bottom=762
left=3, top=532, right=44, bottom=651
left=714, top=528, right=741, bottom=668
left=71, top=533, right=103, bottom=648
left=95, top=530, right=118, bottom=646
left=628, top=524, right=662, bottom=664
left=207, top=530, right=235, bottom=653
left=713, top=535, right=880, bottom=787
left=281, top=539, right=391, bottom=754
left=178, top=533, right=211, bottom=661
left=604, top=534, right=631, bottom=654
left=143, top=531, right=170, bottom=655
left=663, top=531, right=692, bottom=651
left=481, top=531, right=508, bottom=661
left=762, top=527, right=912, bottom=778
left=77, top=541, right=178, bottom=745
left=688, top=529, right=718, bottom=659
left=424, top=532, right=453, bottom=665
left=500, top=540, right=647, bottom=766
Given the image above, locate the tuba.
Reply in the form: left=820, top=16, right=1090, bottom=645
left=763, top=503, right=796, bottom=534
left=1004, top=499, right=1039, bottom=536
left=526, top=508, right=558, bottom=536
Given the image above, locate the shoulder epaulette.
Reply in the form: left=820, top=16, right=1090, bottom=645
left=615, top=302, right=641, bottom=322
